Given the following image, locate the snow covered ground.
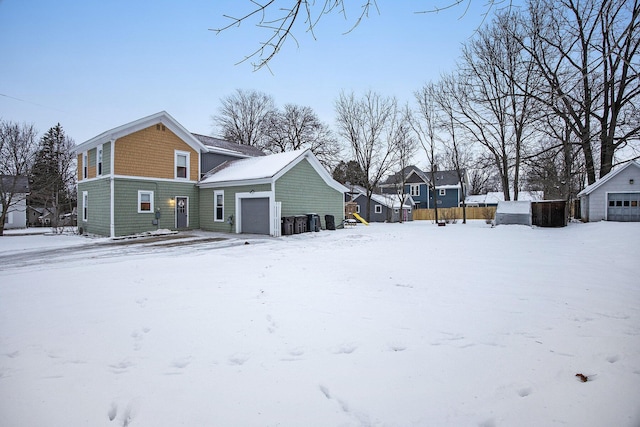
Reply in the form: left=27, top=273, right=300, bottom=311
left=0, top=221, right=639, bottom=427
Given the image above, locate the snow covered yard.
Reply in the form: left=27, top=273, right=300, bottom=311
left=0, top=221, right=638, bottom=427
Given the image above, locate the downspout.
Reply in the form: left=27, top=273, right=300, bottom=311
left=109, top=138, right=115, bottom=238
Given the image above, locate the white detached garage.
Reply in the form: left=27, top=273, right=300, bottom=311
left=578, top=161, right=640, bottom=222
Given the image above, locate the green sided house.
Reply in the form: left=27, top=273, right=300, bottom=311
left=75, top=111, right=346, bottom=237
left=198, top=149, right=347, bottom=235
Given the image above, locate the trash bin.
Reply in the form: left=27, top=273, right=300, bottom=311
left=281, top=216, right=294, bottom=235
left=294, top=215, right=307, bottom=234
left=325, top=214, right=335, bottom=230
left=306, top=213, right=320, bottom=232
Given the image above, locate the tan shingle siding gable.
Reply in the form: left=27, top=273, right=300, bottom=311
left=114, top=125, right=198, bottom=180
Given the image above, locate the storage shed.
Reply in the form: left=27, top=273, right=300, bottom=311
left=531, top=200, right=568, bottom=227
left=577, top=161, right=640, bottom=222
left=494, top=201, right=532, bottom=226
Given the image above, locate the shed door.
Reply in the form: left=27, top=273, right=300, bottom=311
left=241, top=197, right=270, bottom=234
left=607, top=193, right=640, bottom=222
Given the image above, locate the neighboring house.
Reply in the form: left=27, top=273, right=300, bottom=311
left=577, top=161, right=640, bottom=222
left=465, top=191, right=544, bottom=207
left=1, top=175, right=29, bottom=230
left=199, top=149, right=346, bottom=235
left=345, top=186, right=413, bottom=222
left=380, top=167, right=468, bottom=209
left=75, top=111, right=344, bottom=237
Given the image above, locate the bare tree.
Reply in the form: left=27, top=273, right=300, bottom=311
left=0, top=120, right=38, bottom=235
left=387, top=105, right=418, bottom=223
left=516, top=0, right=640, bottom=184
left=261, top=104, right=342, bottom=169
left=411, top=82, right=442, bottom=222
left=335, top=90, right=399, bottom=222
left=213, top=0, right=510, bottom=70
left=212, top=89, right=276, bottom=147
left=434, top=75, right=474, bottom=223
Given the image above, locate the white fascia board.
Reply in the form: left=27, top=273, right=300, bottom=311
left=74, top=111, right=207, bottom=154
left=198, top=178, right=273, bottom=189
left=272, top=150, right=349, bottom=193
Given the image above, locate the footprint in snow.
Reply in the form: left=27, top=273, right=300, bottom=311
left=333, top=344, right=357, bottom=355
left=228, top=354, right=250, bottom=365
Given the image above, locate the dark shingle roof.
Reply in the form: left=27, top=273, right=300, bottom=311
left=191, top=134, right=266, bottom=158
left=0, top=175, right=29, bottom=193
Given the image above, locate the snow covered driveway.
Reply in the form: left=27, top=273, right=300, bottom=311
left=0, top=221, right=639, bottom=426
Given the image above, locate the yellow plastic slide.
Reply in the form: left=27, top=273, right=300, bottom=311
left=352, top=212, right=369, bottom=225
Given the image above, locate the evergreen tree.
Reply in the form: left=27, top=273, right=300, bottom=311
left=29, top=124, right=76, bottom=228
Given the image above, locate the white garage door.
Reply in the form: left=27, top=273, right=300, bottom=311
left=607, top=193, right=640, bottom=221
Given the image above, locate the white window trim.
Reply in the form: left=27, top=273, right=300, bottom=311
left=214, top=190, right=224, bottom=222
left=138, top=190, right=154, bottom=213
left=97, top=144, right=103, bottom=176
left=439, top=188, right=446, bottom=196
left=410, top=184, right=420, bottom=197
left=82, top=191, right=88, bottom=221
left=82, top=152, right=88, bottom=179
left=175, top=150, right=190, bottom=180
left=356, top=205, right=360, bottom=214
left=375, top=205, right=382, bottom=214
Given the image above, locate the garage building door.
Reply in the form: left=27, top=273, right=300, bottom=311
left=607, top=193, right=640, bottom=222
left=241, top=198, right=270, bottom=234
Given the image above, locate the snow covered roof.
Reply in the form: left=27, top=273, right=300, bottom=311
left=577, top=161, right=640, bottom=197
left=496, top=200, right=532, bottom=214
left=198, top=149, right=348, bottom=193
left=466, top=191, right=543, bottom=205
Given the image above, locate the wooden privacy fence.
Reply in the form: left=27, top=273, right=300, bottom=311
left=413, top=206, right=497, bottom=221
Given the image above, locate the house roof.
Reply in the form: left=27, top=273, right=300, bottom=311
left=496, top=200, right=532, bottom=214
left=198, top=149, right=348, bottom=193
left=0, top=175, right=29, bottom=193
left=465, top=191, right=543, bottom=204
left=348, top=185, right=413, bottom=209
left=577, top=161, right=640, bottom=197
left=401, top=168, right=465, bottom=187
left=191, top=134, right=266, bottom=158
left=74, top=111, right=208, bottom=154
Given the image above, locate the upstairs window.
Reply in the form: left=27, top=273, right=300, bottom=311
left=82, top=153, right=88, bottom=179
left=439, top=188, right=446, bottom=196
left=138, top=190, right=154, bottom=213
left=410, top=184, right=420, bottom=197
left=175, top=151, right=189, bottom=179
left=97, top=145, right=103, bottom=176
left=214, top=190, right=224, bottom=222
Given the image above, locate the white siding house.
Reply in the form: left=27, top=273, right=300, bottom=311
left=1, top=175, right=29, bottom=230
left=578, top=161, right=640, bottom=222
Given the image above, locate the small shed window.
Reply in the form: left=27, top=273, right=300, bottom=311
left=138, top=190, right=154, bottom=213
left=375, top=205, right=382, bottom=214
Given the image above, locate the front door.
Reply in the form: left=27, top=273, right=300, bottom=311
left=176, top=197, right=188, bottom=228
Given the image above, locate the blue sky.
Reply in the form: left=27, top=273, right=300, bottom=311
left=1, top=0, right=496, bottom=155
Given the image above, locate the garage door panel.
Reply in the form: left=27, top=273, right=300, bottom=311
left=241, top=198, right=270, bottom=234
left=608, top=193, right=640, bottom=222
